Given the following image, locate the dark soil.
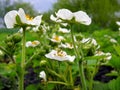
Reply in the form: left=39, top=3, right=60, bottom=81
left=94, top=65, right=117, bottom=83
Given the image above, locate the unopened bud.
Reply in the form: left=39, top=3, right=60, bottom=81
left=13, top=33, right=22, bottom=43
left=40, top=60, right=47, bottom=67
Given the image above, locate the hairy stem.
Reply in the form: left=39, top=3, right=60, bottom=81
left=19, top=27, right=26, bottom=90
left=70, top=25, right=87, bottom=90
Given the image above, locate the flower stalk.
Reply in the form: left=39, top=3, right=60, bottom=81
left=70, top=25, right=87, bottom=90
left=19, top=27, right=26, bottom=90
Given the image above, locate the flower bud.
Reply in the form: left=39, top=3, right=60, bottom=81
left=5, top=35, right=13, bottom=43
left=40, top=60, right=47, bottom=67
left=7, top=42, right=13, bottom=47
left=13, top=33, right=22, bottom=43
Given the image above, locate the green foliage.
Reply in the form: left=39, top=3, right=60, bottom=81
left=108, top=77, right=120, bottom=90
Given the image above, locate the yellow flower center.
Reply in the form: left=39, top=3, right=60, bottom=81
left=25, top=14, right=33, bottom=21
left=32, top=41, right=38, bottom=45
left=68, top=43, right=73, bottom=48
left=53, top=36, right=60, bottom=41
left=54, top=50, right=66, bottom=57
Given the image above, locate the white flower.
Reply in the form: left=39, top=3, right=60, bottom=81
left=95, top=51, right=112, bottom=60
left=59, top=43, right=74, bottom=49
left=32, top=26, right=39, bottom=32
left=18, top=28, right=23, bottom=33
left=58, top=27, right=70, bottom=33
left=51, top=9, right=91, bottom=25
left=60, top=23, right=68, bottom=26
left=55, top=9, right=73, bottom=20
left=116, top=21, right=120, bottom=26
left=4, top=8, right=42, bottom=28
left=39, top=71, right=46, bottom=82
left=50, top=14, right=62, bottom=22
left=110, top=38, right=117, bottom=43
left=45, top=50, right=75, bottom=62
left=50, top=34, right=64, bottom=43
left=26, top=40, right=40, bottom=47
left=81, top=38, right=98, bottom=46
left=73, top=11, right=91, bottom=25
left=81, top=38, right=100, bottom=49
left=105, top=53, right=112, bottom=60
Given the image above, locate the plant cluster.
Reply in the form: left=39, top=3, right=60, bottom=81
left=0, top=8, right=120, bottom=90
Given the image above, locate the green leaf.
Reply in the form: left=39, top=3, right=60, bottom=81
left=85, top=55, right=106, bottom=61
left=108, top=77, right=120, bottom=90
left=26, top=84, right=38, bottom=90
left=93, top=81, right=109, bottom=90
left=0, top=63, right=16, bottom=75
left=113, top=45, right=120, bottom=56
left=15, top=15, right=22, bottom=25
left=109, top=54, right=120, bottom=69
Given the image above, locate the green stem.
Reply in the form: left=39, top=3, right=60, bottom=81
left=79, top=62, right=87, bottom=90
left=19, top=28, right=26, bottom=90
left=47, top=81, right=69, bottom=86
left=69, top=65, right=73, bottom=87
left=70, top=25, right=87, bottom=90
left=25, top=52, right=37, bottom=65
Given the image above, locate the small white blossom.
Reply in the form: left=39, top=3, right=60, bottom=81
left=26, top=40, right=40, bottom=47
left=116, top=21, right=120, bottom=26
left=95, top=51, right=112, bottom=60
left=110, top=38, right=117, bottom=43
left=39, top=71, right=46, bottom=82
left=45, top=50, right=75, bottom=62
left=58, top=27, right=70, bottom=33
left=50, top=34, right=64, bottom=43
left=59, top=43, right=74, bottom=49
left=32, top=26, right=39, bottom=32
left=60, top=23, right=68, bottom=26
left=81, top=38, right=98, bottom=46
left=50, top=14, right=62, bottom=22
left=18, top=28, right=23, bottom=33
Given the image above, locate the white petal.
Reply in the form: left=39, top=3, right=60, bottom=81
left=26, top=41, right=32, bottom=47
left=32, top=15, right=43, bottom=26
left=32, top=40, right=40, bottom=47
left=50, top=14, right=57, bottom=21
left=110, top=38, right=117, bottom=43
left=116, top=21, right=120, bottom=26
left=74, top=11, right=91, bottom=25
left=32, top=26, right=39, bottom=32
left=56, top=9, right=73, bottom=20
left=18, top=8, right=27, bottom=23
left=67, top=55, right=75, bottom=62
left=4, top=10, right=18, bottom=28
left=50, top=14, right=62, bottom=22
left=39, top=71, right=46, bottom=81
left=18, top=28, right=23, bottom=33
left=105, top=53, right=112, bottom=60
left=58, top=27, right=70, bottom=33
